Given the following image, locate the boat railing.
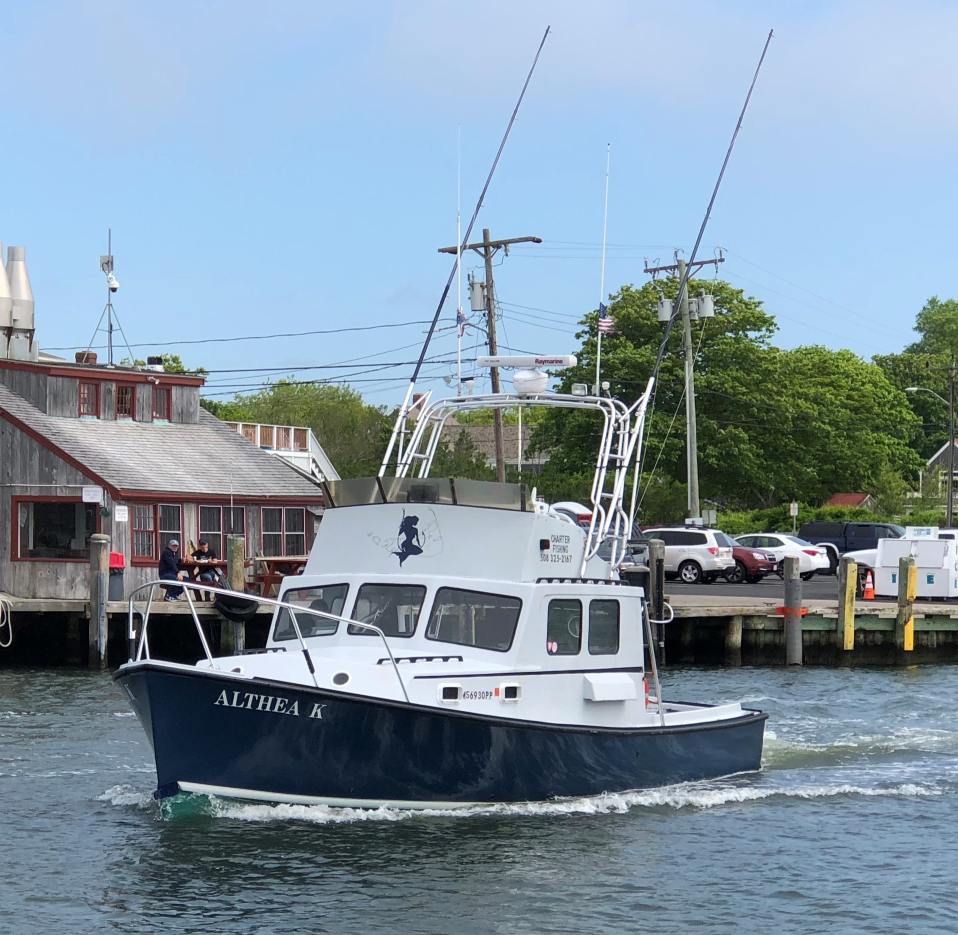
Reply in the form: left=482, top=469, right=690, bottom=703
left=125, top=580, right=410, bottom=703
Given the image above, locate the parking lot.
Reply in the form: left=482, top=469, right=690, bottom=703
left=664, top=573, right=839, bottom=600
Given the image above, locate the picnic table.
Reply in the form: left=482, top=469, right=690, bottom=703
left=249, top=556, right=308, bottom=597
left=178, top=558, right=229, bottom=599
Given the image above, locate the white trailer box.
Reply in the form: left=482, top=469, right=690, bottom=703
left=874, top=537, right=958, bottom=599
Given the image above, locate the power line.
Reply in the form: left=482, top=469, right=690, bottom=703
left=44, top=319, right=435, bottom=352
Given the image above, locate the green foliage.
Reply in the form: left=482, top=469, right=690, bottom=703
left=430, top=429, right=495, bottom=480
left=120, top=353, right=206, bottom=376
left=533, top=278, right=922, bottom=512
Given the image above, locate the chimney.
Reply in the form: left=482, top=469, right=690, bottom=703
left=6, top=245, right=37, bottom=361
left=76, top=351, right=97, bottom=365
left=0, top=242, right=10, bottom=358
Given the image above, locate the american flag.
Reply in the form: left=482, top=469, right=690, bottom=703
left=597, top=302, right=615, bottom=334
left=456, top=308, right=466, bottom=338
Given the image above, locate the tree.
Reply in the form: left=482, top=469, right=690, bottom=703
left=531, top=279, right=923, bottom=514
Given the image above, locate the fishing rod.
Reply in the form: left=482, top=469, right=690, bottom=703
left=380, top=26, right=551, bottom=474
left=650, top=28, right=773, bottom=382
left=636, top=28, right=773, bottom=514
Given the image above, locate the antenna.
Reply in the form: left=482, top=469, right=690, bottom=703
left=84, top=228, right=134, bottom=367
left=594, top=143, right=611, bottom=394
left=456, top=125, right=463, bottom=395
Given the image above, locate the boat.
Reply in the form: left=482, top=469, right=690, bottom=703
left=114, top=366, right=767, bottom=808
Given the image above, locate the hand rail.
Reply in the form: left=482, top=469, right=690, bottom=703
left=125, top=579, right=410, bottom=703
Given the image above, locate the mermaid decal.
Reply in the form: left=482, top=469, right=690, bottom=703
left=393, top=512, right=424, bottom=566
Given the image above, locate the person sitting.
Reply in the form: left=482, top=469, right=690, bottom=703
left=158, top=539, right=188, bottom=602
left=191, top=539, right=222, bottom=584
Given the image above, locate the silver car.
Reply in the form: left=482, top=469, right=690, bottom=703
left=643, top=527, right=737, bottom=583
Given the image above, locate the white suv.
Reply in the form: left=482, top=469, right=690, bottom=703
left=643, top=527, right=737, bottom=583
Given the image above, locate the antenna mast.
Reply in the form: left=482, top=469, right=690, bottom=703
left=594, top=143, right=611, bottom=394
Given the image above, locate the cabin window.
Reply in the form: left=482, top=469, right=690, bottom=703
left=116, top=384, right=135, bottom=419
left=199, top=505, right=245, bottom=558
left=78, top=381, right=99, bottom=417
left=262, top=507, right=306, bottom=556
left=14, top=499, right=98, bottom=560
left=159, top=504, right=182, bottom=550
left=546, top=599, right=582, bottom=655
left=348, top=583, right=426, bottom=638
left=588, top=600, right=620, bottom=655
left=273, top=583, right=349, bottom=641
left=152, top=385, right=171, bottom=421
left=425, top=587, right=522, bottom=652
left=132, top=503, right=182, bottom=560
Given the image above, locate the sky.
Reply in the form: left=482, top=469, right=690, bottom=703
left=4, top=1, right=957, bottom=405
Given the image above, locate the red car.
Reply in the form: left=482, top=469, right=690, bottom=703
left=723, top=544, right=778, bottom=584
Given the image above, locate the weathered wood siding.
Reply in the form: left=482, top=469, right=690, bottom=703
left=137, top=384, right=153, bottom=422
left=0, top=423, right=96, bottom=598
left=0, top=367, right=47, bottom=410
left=173, top=385, right=199, bottom=423
left=101, top=381, right=116, bottom=420
left=46, top=376, right=79, bottom=417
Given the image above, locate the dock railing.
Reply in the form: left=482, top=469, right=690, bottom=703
left=126, top=580, right=410, bottom=702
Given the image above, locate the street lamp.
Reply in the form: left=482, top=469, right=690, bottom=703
left=906, top=383, right=955, bottom=526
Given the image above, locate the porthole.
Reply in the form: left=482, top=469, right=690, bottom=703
left=332, top=672, right=350, bottom=686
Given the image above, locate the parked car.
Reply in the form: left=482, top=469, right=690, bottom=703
left=735, top=533, right=831, bottom=580
left=642, top=527, right=736, bottom=584
left=797, top=521, right=904, bottom=573
left=723, top=544, right=779, bottom=584
left=551, top=501, right=593, bottom=529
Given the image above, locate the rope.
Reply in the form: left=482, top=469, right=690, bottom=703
left=0, top=595, right=13, bottom=649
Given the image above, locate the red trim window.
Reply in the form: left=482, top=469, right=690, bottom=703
left=116, top=384, right=135, bottom=419
left=132, top=505, right=155, bottom=560
left=198, top=505, right=245, bottom=558
left=13, top=496, right=99, bottom=561
left=262, top=506, right=306, bottom=556
left=152, top=385, right=171, bottom=421
left=78, top=381, right=99, bottom=417
left=131, top=503, right=182, bottom=562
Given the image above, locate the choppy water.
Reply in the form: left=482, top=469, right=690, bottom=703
left=1, top=665, right=956, bottom=935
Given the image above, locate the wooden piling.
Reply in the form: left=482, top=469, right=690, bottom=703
left=896, top=555, right=917, bottom=652
left=222, top=534, right=247, bottom=655
left=87, top=533, right=110, bottom=669
left=724, top=614, right=743, bottom=666
left=783, top=555, right=803, bottom=665
left=837, top=556, right=858, bottom=651
left=648, top=539, right=666, bottom=665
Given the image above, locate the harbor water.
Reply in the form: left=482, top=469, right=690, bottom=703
left=1, top=665, right=956, bottom=935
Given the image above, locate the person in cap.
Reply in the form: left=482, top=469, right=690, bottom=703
left=158, top=538, right=187, bottom=601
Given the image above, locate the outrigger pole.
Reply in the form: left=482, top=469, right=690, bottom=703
left=594, top=143, right=611, bottom=394
left=638, top=28, right=773, bottom=513
left=380, top=26, right=551, bottom=475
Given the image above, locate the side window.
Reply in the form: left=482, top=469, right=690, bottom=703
left=737, top=536, right=755, bottom=547
left=687, top=532, right=707, bottom=545
left=273, top=584, right=349, bottom=641
left=426, top=588, right=522, bottom=652
left=588, top=600, right=619, bottom=655
left=763, top=537, right=781, bottom=548
left=647, top=530, right=672, bottom=545
left=547, top=599, right=581, bottom=655
left=348, top=583, right=425, bottom=638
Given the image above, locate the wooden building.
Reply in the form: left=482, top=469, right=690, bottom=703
left=0, top=355, right=329, bottom=600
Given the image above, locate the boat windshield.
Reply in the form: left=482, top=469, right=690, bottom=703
left=273, top=584, right=349, bottom=641
left=323, top=476, right=529, bottom=512
left=425, top=587, right=522, bottom=652
left=347, top=583, right=426, bottom=638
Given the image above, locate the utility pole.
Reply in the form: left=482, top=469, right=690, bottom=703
left=644, top=253, right=724, bottom=521
left=439, top=229, right=542, bottom=481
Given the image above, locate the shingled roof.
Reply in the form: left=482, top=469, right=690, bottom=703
left=0, top=382, right=324, bottom=500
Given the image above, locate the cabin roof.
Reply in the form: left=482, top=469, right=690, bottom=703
left=0, top=381, right=325, bottom=500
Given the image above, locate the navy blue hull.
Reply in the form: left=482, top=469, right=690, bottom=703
left=115, top=663, right=767, bottom=805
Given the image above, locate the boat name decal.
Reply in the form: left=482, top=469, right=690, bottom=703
left=214, top=690, right=328, bottom=719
